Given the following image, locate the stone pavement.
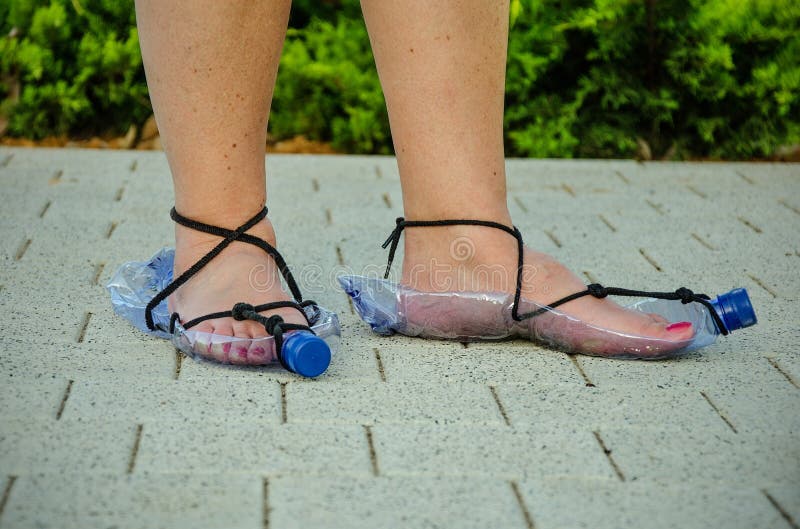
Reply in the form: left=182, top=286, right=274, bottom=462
left=0, top=146, right=798, bottom=529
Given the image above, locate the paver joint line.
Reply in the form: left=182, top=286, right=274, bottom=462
left=509, top=480, right=536, bottom=529
left=736, top=170, right=756, bottom=185
left=262, top=478, right=271, bottom=529
left=747, top=273, right=778, bottom=298
left=690, top=232, right=717, bottom=251
left=14, top=238, right=31, bottom=261
left=127, top=424, right=144, bottom=475
left=699, top=391, right=738, bottom=434
left=39, top=200, right=52, bottom=218
left=173, top=350, right=184, bottom=380
left=568, top=354, right=595, bottom=387
left=280, top=382, right=288, bottom=424
left=55, top=380, right=74, bottom=420
left=373, top=348, right=387, bottom=382
left=76, top=312, right=93, bottom=344
left=92, top=262, right=106, bottom=286
left=638, top=248, right=663, bottom=272
left=763, top=490, right=800, bottom=529
left=737, top=216, right=763, bottom=234
left=645, top=198, right=666, bottom=215
left=489, top=385, right=512, bottom=427
left=598, top=213, right=617, bottom=232
left=778, top=198, right=800, bottom=216
left=0, top=476, right=17, bottom=521
left=106, top=220, right=119, bottom=239
left=767, top=358, right=800, bottom=389
left=543, top=229, right=562, bottom=248
left=363, top=425, right=380, bottom=477
left=593, top=431, right=626, bottom=482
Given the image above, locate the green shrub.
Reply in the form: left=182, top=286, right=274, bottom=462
left=271, top=14, right=390, bottom=154
left=504, top=0, right=800, bottom=159
left=0, top=0, right=149, bottom=139
left=1, top=0, right=797, bottom=158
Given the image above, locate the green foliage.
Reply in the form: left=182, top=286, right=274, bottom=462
left=505, top=0, right=800, bottom=159
left=0, top=0, right=149, bottom=139
left=0, top=0, right=797, bottom=158
left=271, top=14, right=390, bottom=154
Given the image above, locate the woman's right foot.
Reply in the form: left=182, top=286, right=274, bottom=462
left=169, top=215, right=309, bottom=364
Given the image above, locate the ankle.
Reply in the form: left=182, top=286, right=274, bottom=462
left=173, top=216, right=278, bottom=271
left=400, top=222, right=519, bottom=293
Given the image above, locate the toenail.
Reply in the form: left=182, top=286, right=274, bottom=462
left=666, top=321, right=692, bottom=332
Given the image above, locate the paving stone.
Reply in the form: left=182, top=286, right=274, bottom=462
left=373, top=424, right=614, bottom=479
left=0, top=375, right=69, bottom=420
left=62, top=376, right=282, bottom=423
left=135, top=422, right=371, bottom=476
left=287, top=381, right=505, bottom=425
left=702, top=381, right=800, bottom=434
left=496, top=384, right=730, bottom=432
left=0, top=339, right=176, bottom=381
left=578, top=354, right=793, bottom=390
left=600, top=428, right=800, bottom=486
left=0, top=418, right=135, bottom=475
left=1, top=473, right=261, bottom=529
left=519, top=478, right=788, bottom=529
left=270, top=476, right=525, bottom=529
left=376, top=341, right=582, bottom=385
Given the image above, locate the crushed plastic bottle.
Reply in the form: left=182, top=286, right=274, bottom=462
left=338, top=275, right=756, bottom=360
left=108, top=248, right=340, bottom=376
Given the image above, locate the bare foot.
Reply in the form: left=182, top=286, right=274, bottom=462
left=169, top=216, right=308, bottom=364
left=399, top=222, right=694, bottom=356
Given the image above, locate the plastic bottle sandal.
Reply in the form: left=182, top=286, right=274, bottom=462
left=107, top=207, right=340, bottom=377
left=338, top=217, right=757, bottom=360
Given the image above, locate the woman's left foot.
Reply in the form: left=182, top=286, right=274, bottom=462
left=398, top=221, right=694, bottom=355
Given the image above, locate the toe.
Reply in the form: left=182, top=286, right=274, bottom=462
left=664, top=320, right=694, bottom=341
left=210, top=318, right=235, bottom=338
left=232, top=319, right=256, bottom=339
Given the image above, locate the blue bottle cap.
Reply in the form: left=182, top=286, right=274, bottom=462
left=281, top=332, right=331, bottom=378
left=710, top=288, right=757, bottom=333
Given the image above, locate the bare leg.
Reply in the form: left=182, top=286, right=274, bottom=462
left=360, top=0, right=692, bottom=343
left=136, top=0, right=306, bottom=357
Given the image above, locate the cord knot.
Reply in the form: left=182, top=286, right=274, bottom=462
left=263, top=314, right=285, bottom=334
left=587, top=283, right=609, bottom=298
left=675, top=287, right=695, bottom=304
left=381, top=217, right=407, bottom=279
left=232, top=302, right=256, bottom=320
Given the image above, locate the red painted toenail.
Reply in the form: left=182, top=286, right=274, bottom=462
left=237, top=347, right=247, bottom=358
left=251, top=346, right=265, bottom=357
left=223, top=342, right=232, bottom=353
left=666, top=321, right=692, bottom=332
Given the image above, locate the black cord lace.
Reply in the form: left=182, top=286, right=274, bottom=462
left=144, top=206, right=319, bottom=366
left=381, top=217, right=728, bottom=336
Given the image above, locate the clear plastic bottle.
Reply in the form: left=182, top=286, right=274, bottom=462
left=626, top=287, right=757, bottom=349
left=338, top=274, right=757, bottom=359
